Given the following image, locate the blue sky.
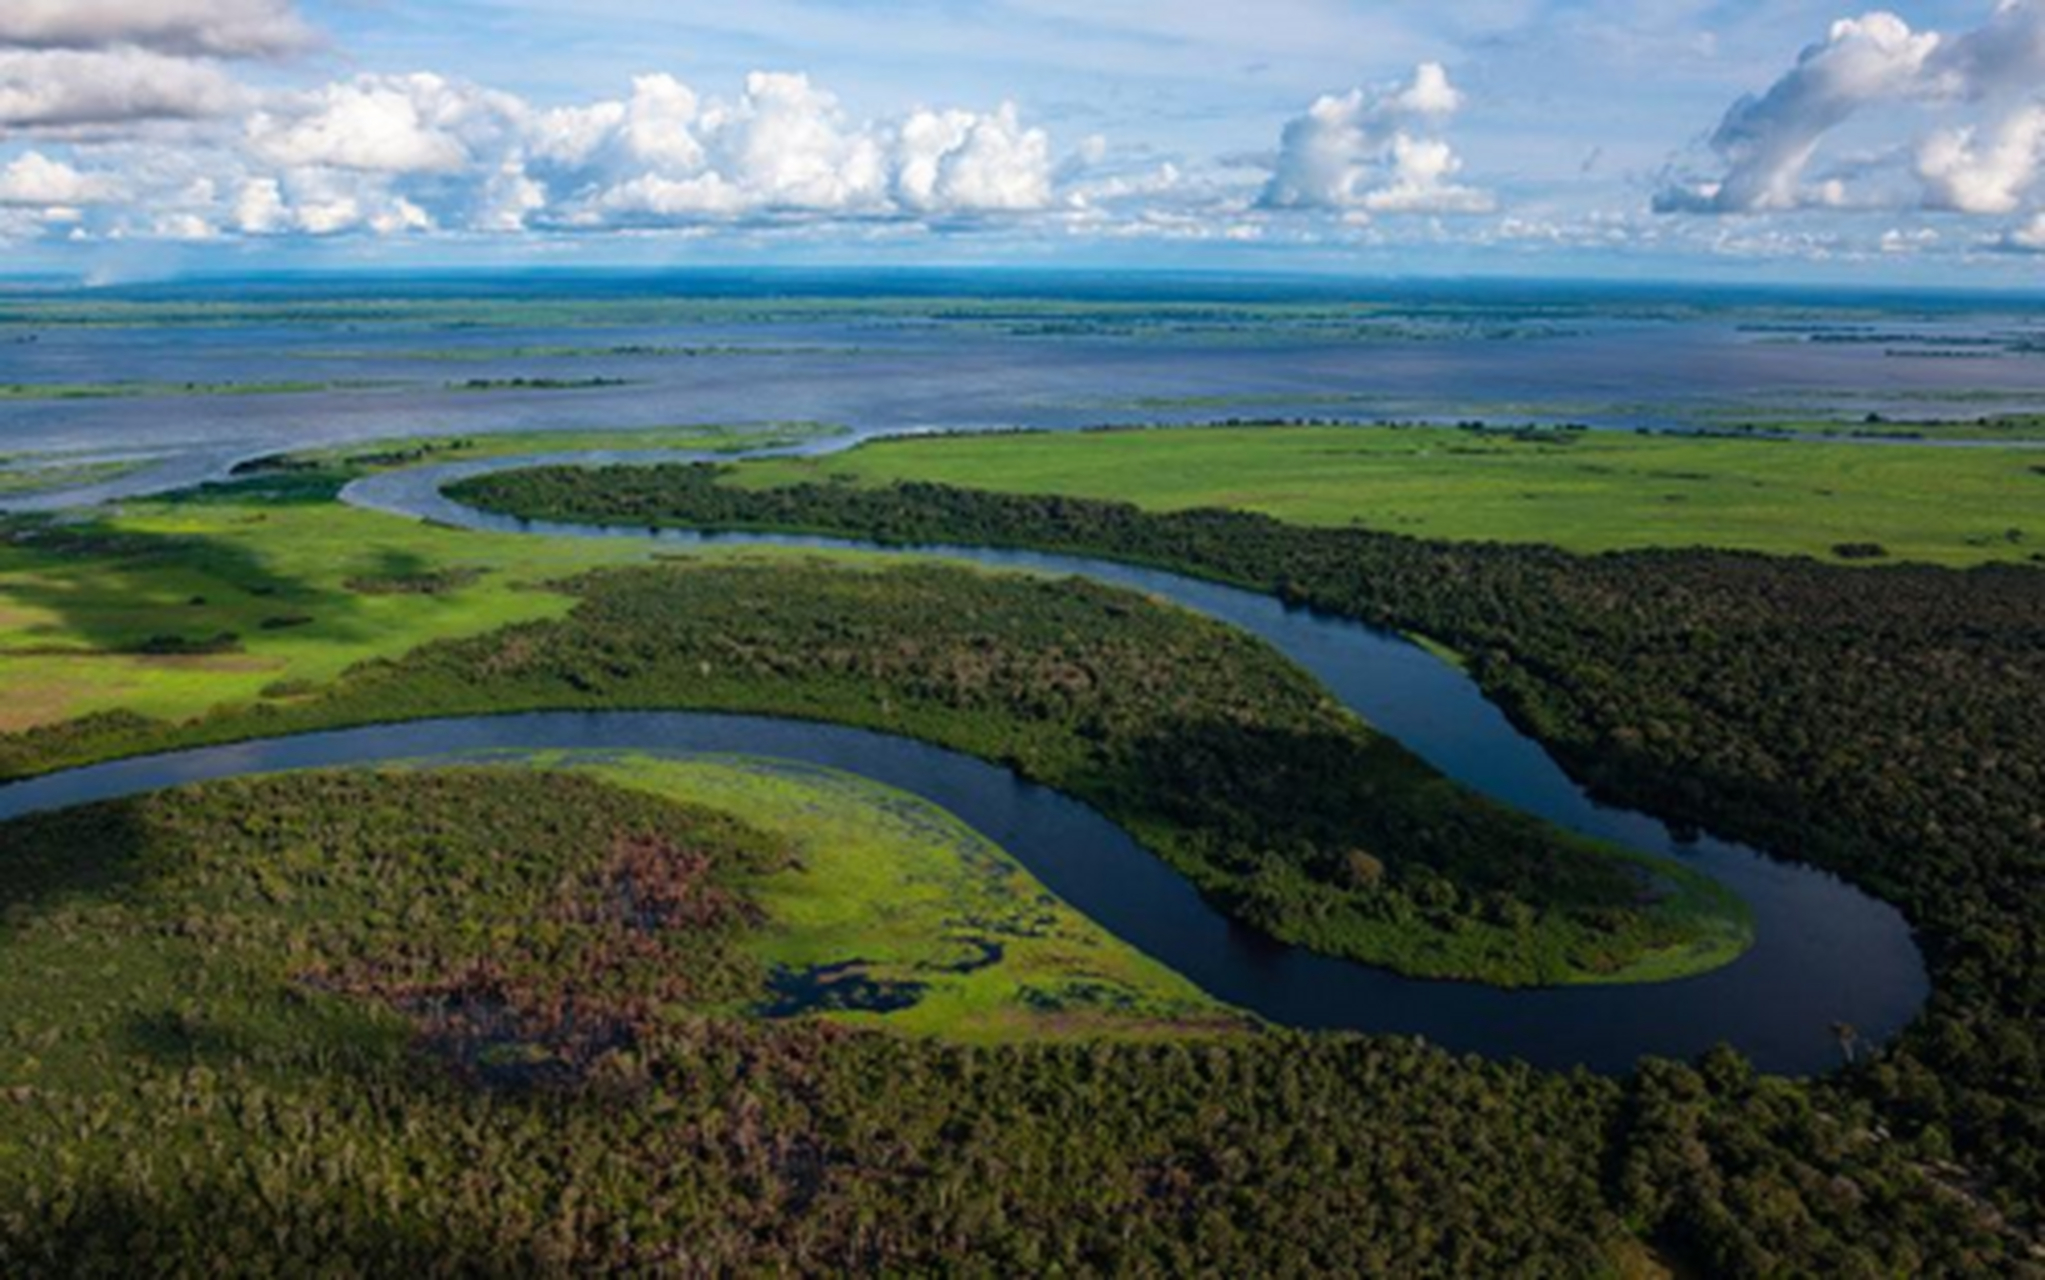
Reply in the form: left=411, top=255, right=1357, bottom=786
left=3, top=0, right=2044, bottom=283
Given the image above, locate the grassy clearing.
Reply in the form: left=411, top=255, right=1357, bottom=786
left=0, top=755, right=1228, bottom=1080
left=0, top=487, right=845, bottom=734
left=0, top=488, right=650, bottom=731
left=554, top=753, right=1239, bottom=1041
left=729, top=423, right=2045, bottom=565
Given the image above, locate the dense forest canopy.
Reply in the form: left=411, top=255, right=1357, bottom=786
left=0, top=771, right=2018, bottom=1274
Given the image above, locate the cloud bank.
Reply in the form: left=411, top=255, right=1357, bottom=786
left=0, top=47, right=244, bottom=130
left=220, top=69, right=1061, bottom=237
left=11, top=0, right=2045, bottom=274
left=1657, top=1, right=2045, bottom=230
left=0, top=0, right=1498, bottom=253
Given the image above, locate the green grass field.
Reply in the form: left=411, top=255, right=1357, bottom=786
left=563, top=754, right=1239, bottom=1041
left=730, top=424, right=2045, bottom=565
left=0, top=492, right=650, bottom=731
left=0, top=489, right=875, bottom=734
left=0, top=423, right=836, bottom=732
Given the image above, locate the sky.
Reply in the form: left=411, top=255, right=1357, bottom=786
left=5, top=0, right=2045, bottom=284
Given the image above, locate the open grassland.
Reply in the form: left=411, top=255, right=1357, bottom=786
left=0, top=484, right=649, bottom=732
left=730, top=423, right=2045, bottom=565
left=0, top=425, right=827, bottom=734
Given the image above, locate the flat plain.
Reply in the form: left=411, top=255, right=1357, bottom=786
left=733, top=423, right=2045, bottom=565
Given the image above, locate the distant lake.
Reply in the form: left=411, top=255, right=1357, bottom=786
left=6, top=272, right=2045, bottom=502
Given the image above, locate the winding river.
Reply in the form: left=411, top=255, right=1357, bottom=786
left=0, top=451, right=1933, bottom=1076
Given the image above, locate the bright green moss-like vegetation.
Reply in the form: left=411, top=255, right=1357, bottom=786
left=729, top=423, right=2045, bottom=565
left=549, top=752, right=1241, bottom=1041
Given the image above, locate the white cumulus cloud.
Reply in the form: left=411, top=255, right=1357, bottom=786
left=1657, top=1, right=2045, bottom=223
left=248, top=75, right=522, bottom=174
left=31, top=66, right=1070, bottom=241
left=545, top=71, right=1055, bottom=225
left=0, top=150, right=118, bottom=205
left=1260, top=63, right=1493, bottom=215
left=896, top=104, right=1051, bottom=213
left=1918, top=103, right=2045, bottom=214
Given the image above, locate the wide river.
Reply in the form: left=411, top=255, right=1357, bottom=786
left=0, top=455, right=1926, bottom=1076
